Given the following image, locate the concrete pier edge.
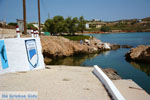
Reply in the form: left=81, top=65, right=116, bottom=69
left=93, top=65, right=126, bottom=100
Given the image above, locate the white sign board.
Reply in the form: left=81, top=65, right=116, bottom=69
left=0, top=38, right=45, bottom=74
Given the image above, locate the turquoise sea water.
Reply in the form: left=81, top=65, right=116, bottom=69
left=50, top=32, right=150, bottom=93
left=87, top=32, right=150, bottom=46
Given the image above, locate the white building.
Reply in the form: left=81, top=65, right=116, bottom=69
left=16, top=19, right=24, bottom=33
left=86, top=21, right=106, bottom=29
left=85, top=24, right=89, bottom=29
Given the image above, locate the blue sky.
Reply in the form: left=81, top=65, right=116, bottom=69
left=0, top=0, right=150, bottom=23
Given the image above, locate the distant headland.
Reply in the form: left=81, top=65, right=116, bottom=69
left=0, top=16, right=150, bottom=34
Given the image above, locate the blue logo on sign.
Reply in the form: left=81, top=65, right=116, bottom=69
left=25, top=39, right=39, bottom=69
left=29, top=49, right=36, bottom=60
left=0, top=40, right=9, bottom=69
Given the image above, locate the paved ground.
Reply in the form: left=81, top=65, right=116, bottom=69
left=0, top=65, right=110, bottom=100
left=113, top=80, right=150, bottom=100
left=0, top=65, right=150, bottom=100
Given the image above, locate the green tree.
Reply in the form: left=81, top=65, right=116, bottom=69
left=43, top=15, right=86, bottom=35
left=53, top=16, right=64, bottom=34
left=27, top=23, right=37, bottom=30
left=70, top=17, right=79, bottom=35
left=78, top=16, right=86, bottom=33
left=101, top=26, right=110, bottom=32
left=64, top=17, right=72, bottom=33
left=8, top=22, right=17, bottom=26
left=44, top=19, right=56, bottom=35
left=64, top=17, right=79, bottom=35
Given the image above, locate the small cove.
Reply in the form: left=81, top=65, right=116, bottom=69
left=49, top=32, right=150, bottom=93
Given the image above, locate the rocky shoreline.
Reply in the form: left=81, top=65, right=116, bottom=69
left=40, top=36, right=133, bottom=80
left=41, top=36, right=132, bottom=63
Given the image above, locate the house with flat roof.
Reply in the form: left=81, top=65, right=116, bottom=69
left=86, top=20, right=106, bottom=29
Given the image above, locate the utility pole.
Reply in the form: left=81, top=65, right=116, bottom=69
left=38, top=0, right=41, bottom=35
left=23, top=0, right=27, bottom=34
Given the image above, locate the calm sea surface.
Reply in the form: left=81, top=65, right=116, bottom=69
left=50, top=32, right=150, bottom=93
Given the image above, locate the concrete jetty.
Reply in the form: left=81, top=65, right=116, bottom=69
left=0, top=65, right=150, bottom=100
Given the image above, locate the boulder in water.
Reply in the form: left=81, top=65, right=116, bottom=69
left=125, top=45, right=150, bottom=63
left=110, top=44, right=121, bottom=50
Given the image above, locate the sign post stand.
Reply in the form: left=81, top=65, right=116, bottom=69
left=31, top=29, right=34, bottom=38
left=16, top=25, right=20, bottom=38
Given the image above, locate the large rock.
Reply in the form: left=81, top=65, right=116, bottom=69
left=41, top=36, right=122, bottom=64
left=41, top=36, right=106, bottom=59
left=41, top=36, right=89, bottom=58
left=125, top=45, right=150, bottom=63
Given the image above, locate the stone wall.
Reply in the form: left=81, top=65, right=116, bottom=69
left=0, top=28, right=16, bottom=38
